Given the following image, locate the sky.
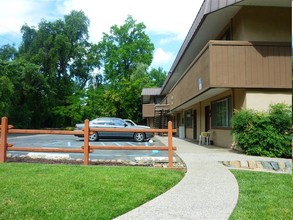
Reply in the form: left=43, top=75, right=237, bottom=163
left=0, top=0, right=203, bottom=72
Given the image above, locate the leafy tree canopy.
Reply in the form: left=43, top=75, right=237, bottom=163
left=98, top=15, right=154, bottom=83
left=0, top=13, right=166, bottom=127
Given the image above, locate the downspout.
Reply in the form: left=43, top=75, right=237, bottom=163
left=199, top=101, right=202, bottom=134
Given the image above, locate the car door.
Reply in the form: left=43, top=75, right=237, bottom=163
left=112, top=118, right=132, bottom=139
left=94, top=119, right=111, bottom=138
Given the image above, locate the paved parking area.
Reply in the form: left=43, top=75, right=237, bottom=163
left=7, top=134, right=168, bottom=162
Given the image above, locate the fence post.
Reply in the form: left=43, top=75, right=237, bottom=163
left=83, top=119, right=90, bottom=165
left=168, top=121, right=173, bottom=168
left=0, top=117, right=8, bottom=163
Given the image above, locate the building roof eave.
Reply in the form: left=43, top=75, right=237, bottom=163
left=161, top=0, right=291, bottom=96
left=160, top=0, right=244, bottom=96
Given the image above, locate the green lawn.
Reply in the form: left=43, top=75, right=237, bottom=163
left=230, top=170, right=293, bottom=220
left=0, top=163, right=184, bottom=220
left=2, top=163, right=292, bottom=220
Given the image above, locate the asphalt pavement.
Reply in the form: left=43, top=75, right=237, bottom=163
left=7, top=134, right=168, bottom=161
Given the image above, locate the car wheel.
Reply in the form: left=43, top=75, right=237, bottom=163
left=134, top=132, right=145, bottom=142
left=89, top=132, right=99, bottom=141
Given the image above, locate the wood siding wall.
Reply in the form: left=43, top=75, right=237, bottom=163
left=168, top=41, right=291, bottom=111
left=210, top=41, right=291, bottom=88
left=142, top=104, right=155, bottom=117
left=169, top=47, right=210, bottom=108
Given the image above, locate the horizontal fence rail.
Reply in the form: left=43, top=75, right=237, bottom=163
left=8, top=129, right=85, bottom=135
left=0, top=117, right=177, bottom=167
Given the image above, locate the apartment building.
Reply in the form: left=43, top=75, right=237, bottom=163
left=142, top=0, right=291, bottom=147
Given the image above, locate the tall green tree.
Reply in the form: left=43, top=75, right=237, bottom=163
left=99, top=15, right=154, bottom=83
left=17, top=10, right=99, bottom=127
left=98, top=16, right=155, bottom=120
left=0, top=75, right=14, bottom=117
left=147, top=67, right=167, bottom=87
left=0, top=44, right=17, bottom=61
left=0, top=44, right=16, bottom=117
left=1, top=13, right=167, bottom=127
left=0, top=58, right=50, bottom=128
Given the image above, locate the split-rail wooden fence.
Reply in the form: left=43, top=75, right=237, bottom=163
left=0, top=117, right=177, bottom=167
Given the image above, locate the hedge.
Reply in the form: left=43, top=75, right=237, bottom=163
left=231, top=103, right=291, bottom=158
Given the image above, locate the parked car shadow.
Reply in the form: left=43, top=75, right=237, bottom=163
left=75, top=138, right=150, bottom=143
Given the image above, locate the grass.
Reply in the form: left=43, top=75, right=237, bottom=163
left=0, top=163, right=184, bottom=220
left=230, top=170, right=293, bottom=220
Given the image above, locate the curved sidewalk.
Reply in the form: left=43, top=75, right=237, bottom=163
left=115, top=136, right=240, bottom=220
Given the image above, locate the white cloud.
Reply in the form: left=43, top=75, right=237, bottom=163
left=60, top=0, right=202, bottom=43
left=159, top=35, right=183, bottom=45
left=0, top=0, right=203, bottom=70
left=0, top=0, right=66, bottom=39
left=153, top=48, right=174, bottom=65
left=0, top=0, right=203, bottom=39
left=61, top=0, right=203, bottom=71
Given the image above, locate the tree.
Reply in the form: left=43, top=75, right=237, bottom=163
left=0, top=58, right=50, bottom=128
left=1, top=13, right=166, bottom=127
left=0, top=44, right=17, bottom=117
left=0, top=75, right=14, bottom=117
left=147, top=67, right=167, bottom=87
left=99, top=15, right=154, bottom=83
left=97, top=16, right=155, bottom=120
left=0, top=44, right=17, bottom=61
left=17, top=10, right=99, bottom=127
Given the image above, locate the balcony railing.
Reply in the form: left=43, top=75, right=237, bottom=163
left=142, top=104, right=155, bottom=117
left=167, top=40, right=291, bottom=109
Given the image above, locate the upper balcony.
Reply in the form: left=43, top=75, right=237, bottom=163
left=142, top=104, right=155, bottom=117
left=167, top=40, right=291, bottom=110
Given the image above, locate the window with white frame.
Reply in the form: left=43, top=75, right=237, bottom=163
left=211, top=97, right=232, bottom=128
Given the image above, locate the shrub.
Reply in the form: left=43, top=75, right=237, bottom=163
left=231, top=104, right=291, bottom=158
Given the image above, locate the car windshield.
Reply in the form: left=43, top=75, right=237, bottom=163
left=123, top=119, right=136, bottom=126
left=125, top=121, right=132, bottom=126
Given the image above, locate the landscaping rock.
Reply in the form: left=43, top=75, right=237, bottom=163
left=278, top=162, right=286, bottom=171
left=154, top=164, right=163, bottom=168
left=248, top=160, right=256, bottom=169
left=261, top=161, right=273, bottom=170
left=221, top=160, right=291, bottom=174
left=285, top=162, right=292, bottom=169
left=270, top=161, right=279, bottom=171
left=256, top=161, right=263, bottom=170
left=27, top=153, right=70, bottom=160
left=222, top=161, right=230, bottom=166
left=229, top=161, right=241, bottom=168
left=240, top=160, right=249, bottom=168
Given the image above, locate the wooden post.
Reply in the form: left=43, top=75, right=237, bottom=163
left=168, top=121, right=173, bottom=168
left=83, top=119, right=90, bottom=165
left=0, top=117, right=8, bottom=163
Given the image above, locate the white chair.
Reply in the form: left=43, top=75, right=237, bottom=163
left=199, top=132, right=210, bottom=145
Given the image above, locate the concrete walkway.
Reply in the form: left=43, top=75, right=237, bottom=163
left=115, top=136, right=291, bottom=220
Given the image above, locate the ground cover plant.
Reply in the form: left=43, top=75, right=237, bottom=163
left=0, top=163, right=184, bottom=219
left=230, top=170, right=293, bottom=219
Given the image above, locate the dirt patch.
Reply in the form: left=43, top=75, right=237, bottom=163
left=6, top=156, right=186, bottom=170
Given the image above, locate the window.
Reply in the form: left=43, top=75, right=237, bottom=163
left=211, top=97, right=232, bottom=128
left=113, top=119, right=126, bottom=126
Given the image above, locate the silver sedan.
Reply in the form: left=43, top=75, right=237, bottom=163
left=75, top=117, right=154, bottom=142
